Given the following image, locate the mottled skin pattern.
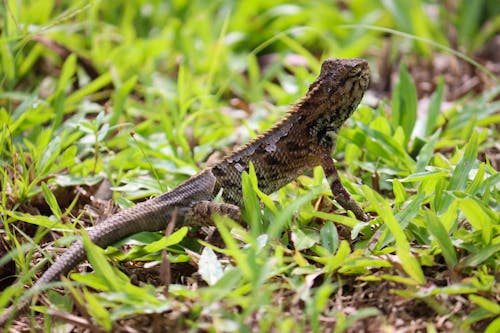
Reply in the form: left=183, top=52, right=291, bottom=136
left=0, top=58, right=370, bottom=324
left=213, top=58, right=370, bottom=205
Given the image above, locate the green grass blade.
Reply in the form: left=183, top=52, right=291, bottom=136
left=5, top=210, right=69, bottom=230
left=461, top=243, right=500, bottom=268
left=415, top=129, right=441, bottom=173
left=424, top=210, right=458, bottom=267
left=83, top=289, right=112, bottom=330
left=391, top=63, right=417, bottom=146
left=81, top=231, right=123, bottom=291
left=364, top=186, right=425, bottom=284
left=459, top=198, right=494, bottom=244
left=143, top=226, right=188, bottom=253
left=440, top=131, right=479, bottom=213
left=110, top=75, right=138, bottom=128
left=425, top=77, right=444, bottom=137
left=55, top=53, right=77, bottom=95
left=324, top=240, right=351, bottom=273
left=41, top=182, right=62, bottom=219
left=66, top=72, right=113, bottom=105
left=241, top=164, right=264, bottom=235
left=485, top=316, right=500, bottom=333
left=319, top=221, right=339, bottom=254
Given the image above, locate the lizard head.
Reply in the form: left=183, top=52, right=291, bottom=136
left=305, top=58, right=370, bottom=148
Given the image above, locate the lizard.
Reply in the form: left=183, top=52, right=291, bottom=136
left=0, top=57, right=370, bottom=324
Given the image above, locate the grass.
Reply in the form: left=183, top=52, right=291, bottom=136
left=1, top=1, right=499, bottom=332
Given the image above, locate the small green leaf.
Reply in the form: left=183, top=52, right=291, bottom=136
left=461, top=243, right=500, bottom=267
left=55, top=174, right=104, bottom=186
left=377, top=191, right=426, bottom=249
left=449, top=132, right=478, bottom=191
left=209, top=268, right=243, bottom=301
left=324, top=240, right=351, bottom=273
left=456, top=0, right=483, bottom=48
left=213, top=215, right=253, bottom=282
left=359, top=123, right=414, bottom=170
left=391, top=63, right=417, bottom=146
left=312, top=211, right=358, bottom=228
left=392, top=179, right=406, bottom=204
left=466, top=163, right=486, bottom=195
left=399, top=170, right=447, bottom=183
left=71, top=272, right=111, bottom=291
left=81, top=231, right=123, bottom=291
left=267, top=186, right=322, bottom=240
left=439, top=132, right=479, bottom=213
left=110, top=75, right=138, bottom=127
left=241, top=163, right=263, bottom=235
left=46, top=290, right=73, bottom=313
left=143, top=227, right=188, bottom=253
left=469, top=294, right=500, bottom=314
left=313, top=283, right=336, bottom=312
left=0, top=40, right=15, bottom=82
left=291, top=227, right=319, bottom=251
left=459, top=198, right=494, bottom=244
left=41, top=182, right=62, bottom=219
left=55, top=54, right=77, bottom=94
left=67, top=72, right=113, bottom=105
left=84, top=289, right=112, bottom=331
left=425, top=77, right=444, bottom=137
left=320, top=221, right=339, bottom=254
left=37, top=134, right=61, bottom=175
left=485, top=316, right=500, bottom=333
left=364, top=186, right=425, bottom=284
left=5, top=211, right=69, bottom=230
left=424, top=210, right=458, bottom=267
left=415, top=129, right=441, bottom=172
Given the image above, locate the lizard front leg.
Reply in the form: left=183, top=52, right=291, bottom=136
left=185, top=201, right=243, bottom=226
left=320, top=152, right=369, bottom=222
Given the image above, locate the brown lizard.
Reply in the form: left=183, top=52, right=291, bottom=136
left=0, top=58, right=370, bottom=324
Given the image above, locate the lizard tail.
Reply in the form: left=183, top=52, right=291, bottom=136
left=0, top=239, right=87, bottom=324
left=0, top=200, right=168, bottom=325
left=0, top=170, right=217, bottom=325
